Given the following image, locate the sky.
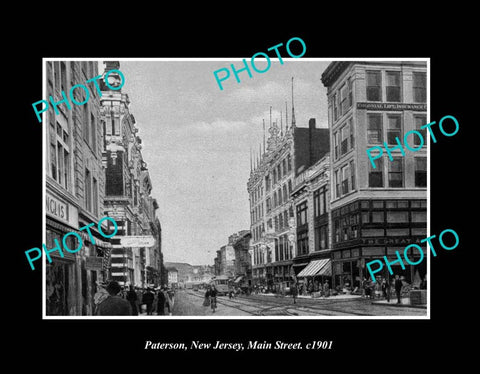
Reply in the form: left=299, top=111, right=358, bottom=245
left=118, top=59, right=331, bottom=266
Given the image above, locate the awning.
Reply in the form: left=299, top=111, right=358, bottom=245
left=297, top=259, right=330, bottom=277
left=234, top=276, right=244, bottom=283
left=318, top=262, right=332, bottom=276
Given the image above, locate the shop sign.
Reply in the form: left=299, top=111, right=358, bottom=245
left=361, top=237, right=423, bottom=246
left=46, top=191, right=78, bottom=228
left=357, top=102, right=427, bottom=111
left=119, top=235, right=155, bottom=247
left=85, top=256, right=103, bottom=270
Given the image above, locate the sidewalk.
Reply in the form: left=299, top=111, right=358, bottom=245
left=371, top=297, right=427, bottom=309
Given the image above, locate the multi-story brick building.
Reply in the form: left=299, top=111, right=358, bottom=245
left=45, top=60, right=112, bottom=316
left=321, top=61, right=428, bottom=288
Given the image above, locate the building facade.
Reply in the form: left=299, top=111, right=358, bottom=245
left=247, top=112, right=330, bottom=292
left=45, top=61, right=112, bottom=316
left=291, top=154, right=332, bottom=292
left=321, top=61, right=428, bottom=288
left=167, top=267, right=178, bottom=287
left=230, top=230, right=252, bottom=285
left=100, top=61, right=163, bottom=289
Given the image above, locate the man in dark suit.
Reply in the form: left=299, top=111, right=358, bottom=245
left=97, top=281, right=132, bottom=316
left=394, top=275, right=403, bottom=304
left=142, top=288, right=155, bottom=315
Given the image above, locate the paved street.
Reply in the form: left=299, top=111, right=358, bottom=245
left=170, top=289, right=427, bottom=317
left=171, top=289, right=250, bottom=316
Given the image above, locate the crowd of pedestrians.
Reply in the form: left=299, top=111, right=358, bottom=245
left=94, top=281, right=175, bottom=316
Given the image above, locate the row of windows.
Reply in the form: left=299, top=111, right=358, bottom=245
left=332, top=156, right=426, bottom=201
left=296, top=185, right=329, bottom=227
left=366, top=70, right=426, bottom=103
left=333, top=117, right=354, bottom=161
left=251, top=224, right=265, bottom=242
left=268, top=207, right=294, bottom=233
left=251, top=184, right=264, bottom=206
left=252, top=245, right=267, bottom=265
left=367, top=157, right=426, bottom=189
left=296, top=223, right=330, bottom=257
left=332, top=77, right=353, bottom=122
left=266, top=154, right=292, bottom=192
left=47, top=62, right=99, bottom=153
left=251, top=203, right=264, bottom=224
left=266, top=179, right=293, bottom=213
left=332, top=200, right=427, bottom=244
left=274, top=235, right=293, bottom=262
left=361, top=210, right=426, bottom=224
left=333, top=160, right=356, bottom=199
left=332, top=200, right=427, bottom=219
left=367, top=113, right=427, bottom=146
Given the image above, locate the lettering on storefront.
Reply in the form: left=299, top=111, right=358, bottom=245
left=356, top=102, right=427, bottom=111
left=46, top=193, right=68, bottom=222
left=361, top=237, right=423, bottom=246
left=366, top=228, right=459, bottom=282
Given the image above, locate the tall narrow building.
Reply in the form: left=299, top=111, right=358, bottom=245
left=321, top=61, right=428, bottom=288
left=100, top=61, right=164, bottom=288
left=247, top=84, right=330, bottom=292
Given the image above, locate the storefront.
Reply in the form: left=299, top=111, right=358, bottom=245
left=331, top=199, right=428, bottom=289
left=46, top=190, right=81, bottom=316
left=252, top=266, right=266, bottom=287
left=46, top=218, right=80, bottom=316
left=272, top=262, right=293, bottom=291
left=332, top=243, right=426, bottom=289
left=78, top=213, right=114, bottom=316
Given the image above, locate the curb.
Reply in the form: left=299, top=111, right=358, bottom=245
left=371, top=301, right=427, bottom=309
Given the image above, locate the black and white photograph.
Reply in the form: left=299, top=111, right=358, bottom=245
left=42, top=58, right=429, bottom=318
left=10, top=24, right=472, bottom=367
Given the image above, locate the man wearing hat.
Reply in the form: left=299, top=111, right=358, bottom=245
left=96, top=281, right=133, bottom=316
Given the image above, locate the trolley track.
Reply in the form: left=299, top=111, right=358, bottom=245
left=185, top=290, right=369, bottom=316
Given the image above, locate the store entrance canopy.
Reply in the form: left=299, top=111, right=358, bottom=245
left=297, top=259, right=331, bottom=277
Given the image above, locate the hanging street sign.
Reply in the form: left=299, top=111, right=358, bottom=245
left=119, top=236, right=156, bottom=247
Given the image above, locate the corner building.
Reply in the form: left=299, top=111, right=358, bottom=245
left=321, top=61, right=428, bottom=288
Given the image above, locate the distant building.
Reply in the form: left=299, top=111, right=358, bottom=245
left=229, top=231, right=252, bottom=285
left=167, top=267, right=178, bottom=286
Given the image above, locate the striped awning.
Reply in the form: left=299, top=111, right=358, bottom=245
left=318, top=262, right=332, bottom=276
left=297, top=259, right=331, bottom=277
